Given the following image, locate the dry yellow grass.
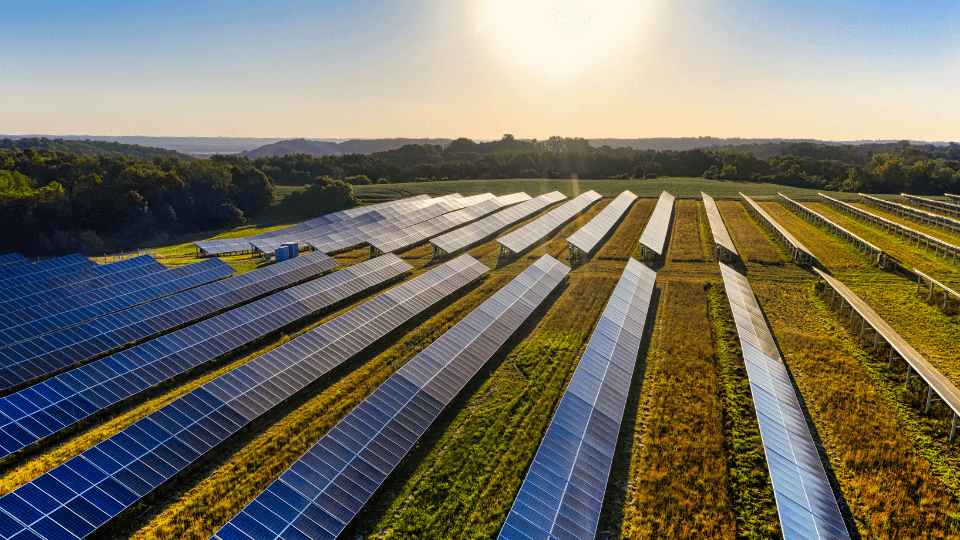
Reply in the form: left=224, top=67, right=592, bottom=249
left=716, top=200, right=785, bottom=264
left=596, top=199, right=657, bottom=261
left=667, top=200, right=706, bottom=262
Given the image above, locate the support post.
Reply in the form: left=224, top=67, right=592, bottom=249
left=926, top=385, right=934, bottom=412
left=951, top=414, right=958, bottom=442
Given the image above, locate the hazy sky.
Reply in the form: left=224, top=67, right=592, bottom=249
left=1, top=0, right=958, bottom=141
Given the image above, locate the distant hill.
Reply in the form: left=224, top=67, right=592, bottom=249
left=0, top=137, right=195, bottom=161
left=240, top=138, right=454, bottom=159
left=589, top=137, right=951, bottom=152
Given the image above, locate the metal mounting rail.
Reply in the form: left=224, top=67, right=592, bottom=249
left=819, top=193, right=960, bottom=263
left=814, top=268, right=960, bottom=440
left=740, top=193, right=815, bottom=265
left=902, top=193, right=960, bottom=218
left=778, top=193, right=895, bottom=269
left=914, top=269, right=960, bottom=311
left=860, top=193, right=960, bottom=235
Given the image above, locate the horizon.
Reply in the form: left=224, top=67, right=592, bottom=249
left=2, top=0, right=958, bottom=141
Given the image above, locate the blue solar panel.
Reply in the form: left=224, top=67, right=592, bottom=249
left=0, top=256, right=167, bottom=314
left=0, top=254, right=411, bottom=459
left=718, top=263, right=850, bottom=540
left=0, top=252, right=339, bottom=391
left=0, top=253, right=30, bottom=270
left=0, top=254, right=96, bottom=286
left=213, top=254, right=570, bottom=540
left=0, top=259, right=234, bottom=346
left=498, top=258, right=654, bottom=540
left=0, top=255, right=488, bottom=540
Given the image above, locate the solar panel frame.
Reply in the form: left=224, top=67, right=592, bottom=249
left=499, top=258, right=654, bottom=540
left=862, top=193, right=960, bottom=235
left=430, top=192, right=565, bottom=256
left=0, top=254, right=97, bottom=289
left=0, top=255, right=411, bottom=458
left=0, top=254, right=28, bottom=270
left=566, top=191, right=637, bottom=260
left=498, top=192, right=602, bottom=255
left=718, top=262, right=850, bottom=540
left=901, top=193, right=960, bottom=218
left=740, top=193, right=816, bottom=266
left=212, top=255, right=569, bottom=540
left=0, top=255, right=490, bottom=540
left=637, top=191, right=675, bottom=259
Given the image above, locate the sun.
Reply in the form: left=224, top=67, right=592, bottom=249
left=479, top=0, right=654, bottom=76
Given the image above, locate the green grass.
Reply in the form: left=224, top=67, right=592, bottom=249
left=353, top=178, right=866, bottom=201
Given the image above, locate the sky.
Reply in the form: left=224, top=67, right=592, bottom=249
left=1, top=0, right=958, bottom=141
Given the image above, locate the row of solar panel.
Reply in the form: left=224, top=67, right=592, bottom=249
left=740, top=193, right=816, bottom=265
left=430, top=192, right=568, bottom=255
left=0, top=254, right=28, bottom=270
left=777, top=194, right=889, bottom=267
left=0, top=256, right=168, bottom=316
left=0, top=254, right=98, bottom=292
left=701, top=192, right=739, bottom=258
left=0, top=255, right=164, bottom=302
left=0, top=254, right=407, bottom=459
left=252, top=195, right=468, bottom=255
left=195, top=194, right=433, bottom=254
left=0, top=253, right=337, bottom=392
left=369, top=193, right=532, bottom=254
left=0, top=259, right=236, bottom=347
left=566, top=191, right=637, bottom=257
left=214, top=254, right=570, bottom=540
left=637, top=191, right=675, bottom=257
left=0, top=255, right=488, bottom=540
left=718, top=263, right=850, bottom=540
left=862, top=193, right=960, bottom=233
left=499, top=258, right=655, bottom=540
left=902, top=193, right=960, bottom=218
left=499, top=192, right=602, bottom=255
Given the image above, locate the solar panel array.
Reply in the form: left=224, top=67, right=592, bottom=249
left=947, top=193, right=960, bottom=203
left=861, top=193, right=960, bottom=235
left=195, top=195, right=433, bottom=254
left=213, top=254, right=569, bottom=540
left=0, top=254, right=97, bottom=290
left=256, top=195, right=470, bottom=255
left=499, top=191, right=602, bottom=255
left=740, top=193, right=816, bottom=266
left=902, top=193, right=960, bottom=218
left=0, top=259, right=235, bottom=347
left=718, top=263, right=850, bottom=540
left=701, top=192, right=739, bottom=261
left=499, top=258, right=654, bottom=540
left=819, top=193, right=960, bottom=263
left=0, top=254, right=409, bottom=459
left=430, top=192, right=567, bottom=256
left=0, top=256, right=168, bottom=315
left=0, top=254, right=28, bottom=270
left=914, top=268, right=960, bottom=310
left=637, top=191, right=675, bottom=259
left=778, top=194, right=894, bottom=269
left=0, top=252, right=339, bottom=392
left=369, top=193, right=532, bottom=254
left=0, top=255, right=487, bottom=540
left=566, top=191, right=637, bottom=259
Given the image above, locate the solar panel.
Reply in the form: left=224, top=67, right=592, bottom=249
left=862, top=193, right=960, bottom=235
left=213, top=254, right=569, bottom=540
left=701, top=192, right=739, bottom=261
left=0, top=252, right=341, bottom=392
left=0, top=253, right=29, bottom=270
left=778, top=194, right=894, bottom=269
left=740, top=193, right=816, bottom=266
left=567, top=191, right=637, bottom=261
left=499, top=258, right=654, bottom=540
left=195, top=195, right=433, bottom=255
left=0, top=255, right=489, bottom=540
left=0, top=255, right=410, bottom=459
left=901, top=193, right=960, bottom=218
left=947, top=193, right=960, bottom=203
left=0, top=256, right=162, bottom=303
left=819, top=193, right=960, bottom=263
left=637, top=191, right=675, bottom=259
left=0, top=259, right=235, bottom=347
left=499, top=191, right=602, bottom=256
left=718, top=262, right=850, bottom=540
left=0, top=256, right=168, bottom=314
left=0, top=254, right=97, bottom=288
left=369, top=193, right=532, bottom=255
left=430, top=192, right=566, bottom=256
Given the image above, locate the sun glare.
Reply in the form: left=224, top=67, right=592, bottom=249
left=479, top=0, right=654, bottom=76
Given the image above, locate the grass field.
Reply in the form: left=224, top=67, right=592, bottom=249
left=26, top=185, right=960, bottom=540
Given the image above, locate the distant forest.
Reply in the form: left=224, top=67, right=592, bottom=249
left=0, top=137, right=195, bottom=162
left=3, top=134, right=960, bottom=256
